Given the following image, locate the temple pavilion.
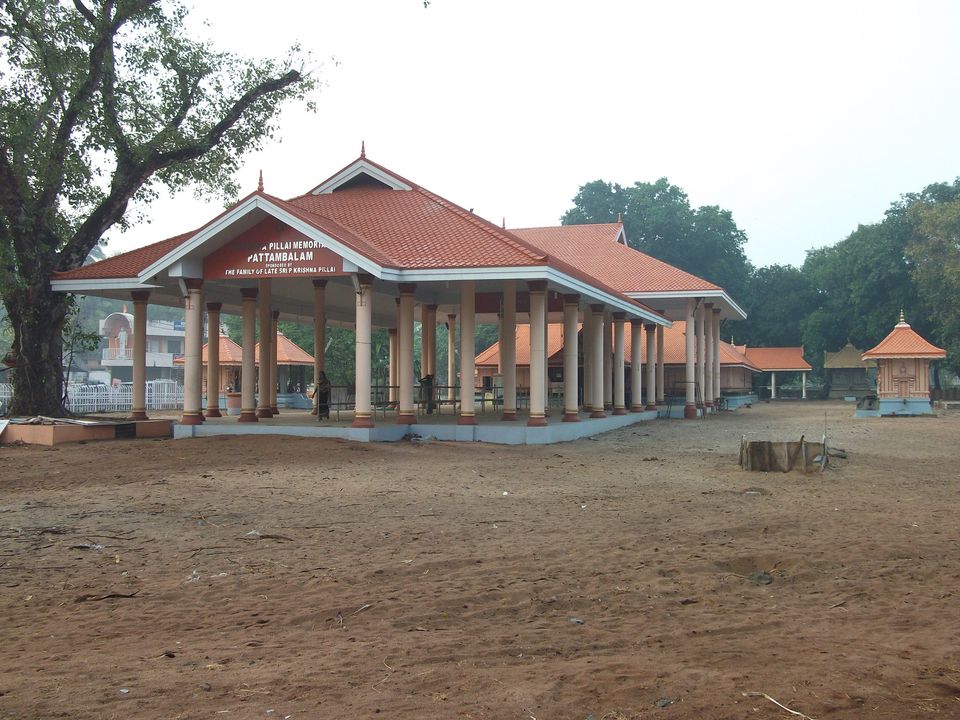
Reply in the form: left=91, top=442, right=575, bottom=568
left=860, top=312, right=945, bottom=416
left=50, top=151, right=746, bottom=443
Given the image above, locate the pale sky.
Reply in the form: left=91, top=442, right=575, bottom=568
left=108, top=0, right=960, bottom=269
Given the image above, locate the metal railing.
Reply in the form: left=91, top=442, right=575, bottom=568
left=0, top=381, right=184, bottom=416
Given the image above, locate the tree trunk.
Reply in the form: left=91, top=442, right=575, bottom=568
left=5, top=286, right=69, bottom=417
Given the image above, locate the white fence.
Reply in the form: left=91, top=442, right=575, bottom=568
left=0, top=380, right=183, bottom=415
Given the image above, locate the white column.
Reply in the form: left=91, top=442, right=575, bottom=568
left=656, top=324, right=665, bottom=404
left=239, top=287, right=258, bottom=422
left=458, top=281, right=476, bottom=424
left=352, top=275, right=374, bottom=428
left=205, top=302, right=222, bottom=417
left=712, top=308, right=721, bottom=404
left=696, top=301, right=706, bottom=411
left=181, top=279, right=204, bottom=425
left=629, top=320, right=643, bottom=412
left=256, top=279, right=273, bottom=418
left=130, top=291, right=150, bottom=420
left=563, top=295, right=580, bottom=421
left=270, top=310, right=280, bottom=415
left=446, top=313, right=457, bottom=403
left=590, top=305, right=606, bottom=418
left=397, top=284, right=416, bottom=423
left=771, top=371, right=778, bottom=400
left=613, top=313, right=626, bottom=415
left=603, top=311, right=613, bottom=410
left=388, top=328, right=398, bottom=404
left=501, top=281, right=517, bottom=420
left=527, top=281, right=547, bottom=427
left=645, top=323, right=657, bottom=411
left=684, top=298, right=697, bottom=418
left=802, top=371, right=808, bottom=400
left=704, top=302, right=714, bottom=410
left=312, top=279, right=326, bottom=414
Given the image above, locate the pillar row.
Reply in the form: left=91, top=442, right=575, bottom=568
left=656, top=323, right=665, bottom=404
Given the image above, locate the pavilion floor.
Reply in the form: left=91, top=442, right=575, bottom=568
left=166, top=406, right=660, bottom=445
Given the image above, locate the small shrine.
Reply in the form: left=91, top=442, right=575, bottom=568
left=823, top=342, right=873, bottom=400
left=859, top=312, right=945, bottom=416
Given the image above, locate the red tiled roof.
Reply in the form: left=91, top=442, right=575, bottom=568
left=256, top=332, right=314, bottom=365
left=174, top=334, right=244, bottom=366
left=862, top=321, right=945, bottom=359
left=510, top=224, right=722, bottom=294
left=476, top=321, right=758, bottom=370
left=52, top=161, right=663, bottom=321
left=743, top=347, right=812, bottom=372
left=55, top=230, right=196, bottom=281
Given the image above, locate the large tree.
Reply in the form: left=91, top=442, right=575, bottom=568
left=0, top=0, right=314, bottom=415
left=561, top=177, right=754, bottom=302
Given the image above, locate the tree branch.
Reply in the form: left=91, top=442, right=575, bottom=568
left=56, top=68, right=303, bottom=272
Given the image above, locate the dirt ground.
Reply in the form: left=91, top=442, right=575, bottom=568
left=1, top=401, right=959, bottom=720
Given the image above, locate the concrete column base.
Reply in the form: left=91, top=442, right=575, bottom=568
left=205, top=408, right=222, bottom=418
left=562, top=411, right=580, bottom=422
left=646, top=403, right=657, bottom=411
left=256, top=408, right=273, bottom=418
left=500, top=411, right=517, bottom=421
left=527, top=415, right=548, bottom=427
left=309, top=408, right=318, bottom=415
left=603, top=403, right=613, bottom=411
left=589, top=410, right=607, bottom=419
left=613, top=407, right=627, bottom=416
left=457, top=415, right=477, bottom=426
left=352, top=415, right=375, bottom=429
left=238, top=412, right=258, bottom=423
left=270, top=405, right=279, bottom=415
left=683, top=404, right=698, bottom=419
left=129, top=411, right=149, bottom=421
left=397, top=413, right=416, bottom=424
left=629, top=405, right=644, bottom=413
left=180, top=412, right=203, bottom=425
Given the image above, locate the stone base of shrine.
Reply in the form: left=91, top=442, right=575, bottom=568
left=173, top=408, right=658, bottom=445
left=856, top=397, right=936, bottom=418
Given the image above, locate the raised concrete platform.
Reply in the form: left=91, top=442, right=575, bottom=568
left=173, top=409, right=659, bottom=445
left=1, top=419, right=172, bottom=446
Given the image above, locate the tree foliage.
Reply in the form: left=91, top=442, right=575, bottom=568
left=0, top=0, right=314, bottom=415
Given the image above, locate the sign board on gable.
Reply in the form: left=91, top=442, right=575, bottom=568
left=203, top=218, right=349, bottom=280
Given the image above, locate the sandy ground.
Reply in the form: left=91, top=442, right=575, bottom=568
left=1, top=401, right=959, bottom=720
